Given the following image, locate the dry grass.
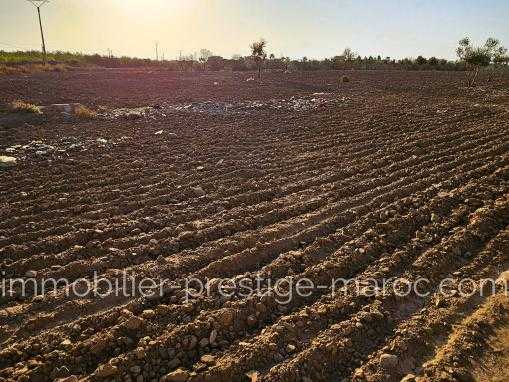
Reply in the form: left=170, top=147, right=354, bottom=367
left=9, top=100, right=42, bottom=114
left=425, top=293, right=509, bottom=382
left=74, top=104, right=97, bottom=119
left=473, top=312, right=509, bottom=381
left=0, top=63, right=69, bottom=76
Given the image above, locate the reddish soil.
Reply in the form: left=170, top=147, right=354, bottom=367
left=0, top=69, right=508, bottom=382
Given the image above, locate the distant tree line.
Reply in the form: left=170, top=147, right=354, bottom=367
left=1, top=37, right=507, bottom=76
left=0, top=49, right=471, bottom=72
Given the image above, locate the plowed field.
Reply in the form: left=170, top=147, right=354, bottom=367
left=0, top=69, right=508, bottom=382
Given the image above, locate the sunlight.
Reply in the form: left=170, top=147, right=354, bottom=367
left=116, top=0, right=187, bottom=16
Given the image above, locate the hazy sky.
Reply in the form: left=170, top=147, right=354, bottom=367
left=1, top=0, right=508, bottom=60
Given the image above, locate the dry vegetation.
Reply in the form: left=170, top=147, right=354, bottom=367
left=0, top=63, right=68, bottom=76
left=8, top=100, right=42, bottom=114
left=74, top=105, right=98, bottom=119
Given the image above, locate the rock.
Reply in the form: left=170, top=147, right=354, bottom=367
left=196, top=166, right=205, bottom=171
left=246, top=370, right=259, bottom=382
left=96, top=138, right=108, bottom=144
left=55, top=377, right=79, bottom=382
left=200, top=354, right=216, bottom=365
left=497, top=271, right=509, bottom=286
left=286, top=344, right=296, bottom=353
left=135, top=347, right=145, bottom=359
left=168, top=133, right=178, bottom=138
left=25, top=270, right=37, bottom=278
left=163, top=368, right=190, bottom=382
left=125, top=315, right=145, bottom=330
left=431, top=213, right=440, bottom=223
left=401, top=374, right=416, bottom=382
left=95, top=363, right=119, bottom=377
left=209, top=329, right=218, bottom=344
left=247, top=315, right=257, bottom=326
left=61, top=339, right=72, bottom=347
left=379, top=353, right=399, bottom=369
left=155, top=130, right=164, bottom=135
left=353, top=368, right=364, bottom=378
left=216, top=310, right=234, bottom=326
left=157, top=255, right=167, bottom=264
left=435, top=296, right=446, bottom=308
left=130, top=365, right=142, bottom=374
left=0, top=156, right=17, bottom=168
left=43, top=103, right=81, bottom=115
left=192, top=186, right=206, bottom=197
left=141, top=309, right=156, bottom=319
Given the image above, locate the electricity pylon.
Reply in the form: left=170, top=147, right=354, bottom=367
left=27, top=0, right=49, bottom=64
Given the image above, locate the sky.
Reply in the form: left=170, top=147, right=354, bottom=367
left=1, top=0, right=508, bottom=60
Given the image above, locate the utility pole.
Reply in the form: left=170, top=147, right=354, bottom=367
left=27, top=0, right=49, bottom=65
left=155, top=41, right=159, bottom=61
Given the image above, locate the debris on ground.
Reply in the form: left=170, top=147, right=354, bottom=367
left=0, top=155, right=17, bottom=168
left=2, top=136, right=129, bottom=162
left=97, top=94, right=349, bottom=119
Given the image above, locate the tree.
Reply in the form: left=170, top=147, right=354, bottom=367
left=281, top=56, right=290, bottom=71
left=199, top=49, right=213, bottom=63
left=428, top=56, right=439, bottom=66
left=250, top=38, right=267, bottom=80
left=493, top=45, right=509, bottom=65
left=415, top=55, right=427, bottom=65
left=456, top=36, right=507, bottom=85
left=342, top=47, right=357, bottom=61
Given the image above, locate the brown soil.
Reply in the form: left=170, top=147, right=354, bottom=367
left=0, top=69, right=508, bottom=382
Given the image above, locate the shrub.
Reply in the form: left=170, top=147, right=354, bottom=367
left=0, top=65, right=27, bottom=75
left=9, top=100, right=42, bottom=114
left=74, top=105, right=97, bottom=119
